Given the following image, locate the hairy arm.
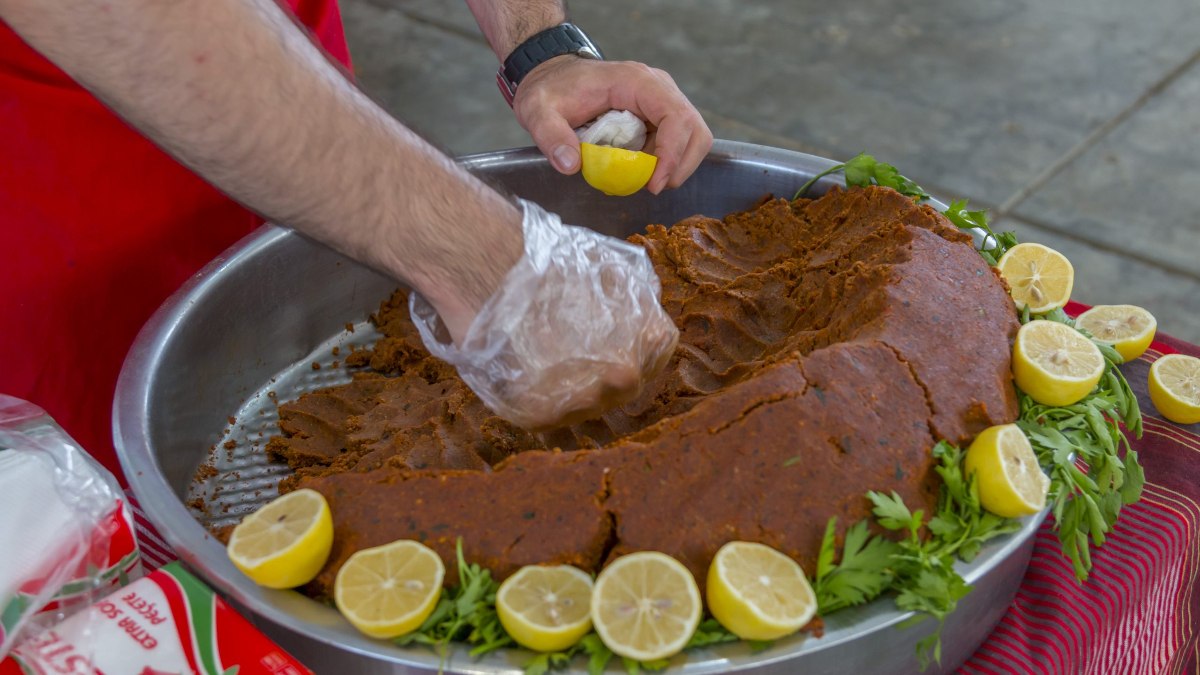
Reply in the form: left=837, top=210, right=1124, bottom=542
left=0, top=0, right=521, bottom=342
left=466, top=0, right=712, bottom=193
left=465, top=0, right=565, bottom=58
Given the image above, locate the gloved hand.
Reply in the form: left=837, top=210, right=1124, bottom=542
left=409, top=199, right=679, bottom=430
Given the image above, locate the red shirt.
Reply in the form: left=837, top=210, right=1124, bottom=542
left=0, top=2, right=351, bottom=479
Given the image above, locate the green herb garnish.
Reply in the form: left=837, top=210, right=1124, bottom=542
left=814, top=444, right=1006, bottom=669
left=814, top=518, right=899, bottom=613
left=794, top=153, right=1018, bottom=264
left=794, top=152, right=930, bottom=202
left=393, top=539, right=514, bottom=660
left=522, top=619, right=737, bottom=675
left=1016, top=311, right=1144, bottom=581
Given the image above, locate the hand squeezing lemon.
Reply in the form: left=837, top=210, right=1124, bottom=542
left=577, top=110, right=658, bottom=196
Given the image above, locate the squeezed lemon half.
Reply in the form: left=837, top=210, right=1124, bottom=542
left=964, top=423, right=1050, bottom=518
left=591, top=551, right=702, bottom=661
left=706, top=541, right=816, bottom=641
left=227, top=488, right=333, bottom=589
left=334, top=540, right=444, bottom=639
left=580, top=142, right=658, bottom=196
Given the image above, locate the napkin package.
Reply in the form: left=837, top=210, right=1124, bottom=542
left=0, top=395, right=140, bottom=660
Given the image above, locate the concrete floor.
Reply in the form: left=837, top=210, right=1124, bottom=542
left=339, top=0, right=1200, bottom=343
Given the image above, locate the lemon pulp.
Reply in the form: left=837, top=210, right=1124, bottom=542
left=996, top=243, right=1075, bottom=314
left=1013, top=320, right=1105, bottom=406
left=226, top=488, right=333, bottom=589
left=497, top=564, right=594, bottom=652
left=591, top=551, right=701, bottom=661
left=1148, top=354, right=1200, bottom=424
left=706, top=541, right=816, bottom=641
left=333, top=540, right=445, bottom=639
left=1075, top=304, right=1156, bottom=362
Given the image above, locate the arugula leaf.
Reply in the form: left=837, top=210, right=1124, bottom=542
left=394, top=539, right=515, bottom=660
left=1017, top=313, right=1145, bottom=581
left=519, top=618, right=737, bottom=675
left=684, top=618, right=741, bottom=649
left=794, top=152, right=929, bottom=201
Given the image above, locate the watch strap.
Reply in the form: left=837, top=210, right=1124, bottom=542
left=497, top=23, right=603, bottom=106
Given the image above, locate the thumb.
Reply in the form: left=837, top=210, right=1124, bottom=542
left=522, top=108, right=582, bottom=175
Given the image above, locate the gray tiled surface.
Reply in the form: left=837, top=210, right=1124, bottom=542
left=341, top=0, right=1200, bottom=343
left=1010, top=63, right=1200, bottom=282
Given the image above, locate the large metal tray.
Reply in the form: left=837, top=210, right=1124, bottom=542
left=114, top=141, right=1045, bottom=674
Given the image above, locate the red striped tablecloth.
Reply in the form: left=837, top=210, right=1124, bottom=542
left=128, top=302, right=1200, bottom=674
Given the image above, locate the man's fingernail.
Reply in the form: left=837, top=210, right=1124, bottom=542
left=553, top=145, right=579, bottom=172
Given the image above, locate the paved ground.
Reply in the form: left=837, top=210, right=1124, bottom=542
left=339, top=0, right=1200, bottom=343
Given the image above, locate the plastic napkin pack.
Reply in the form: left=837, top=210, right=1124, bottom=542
left=0, top=395, right=140, bottom=660
left=1, top=562, right=312, bottom=675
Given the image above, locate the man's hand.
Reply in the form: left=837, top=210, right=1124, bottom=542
left=513, top=56, right=713, bottom=195
left=465, top=0, right=713, bottom=194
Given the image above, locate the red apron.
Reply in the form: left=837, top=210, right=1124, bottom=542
left=0, top=2, right=352, bottom=480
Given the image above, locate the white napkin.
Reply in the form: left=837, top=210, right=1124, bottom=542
left=575, top=110, right=648, bottom=151
left=0, top=449, right=87, bottom=606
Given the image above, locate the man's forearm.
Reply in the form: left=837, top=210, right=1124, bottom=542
left=0, top=0, right=521, bottom=340
left=465, top=0, right=565, bottom=60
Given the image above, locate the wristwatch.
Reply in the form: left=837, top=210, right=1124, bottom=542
left=496, top=23, right=604, bottom=107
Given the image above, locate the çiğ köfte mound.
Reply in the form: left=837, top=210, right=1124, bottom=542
left=259, top=185, right=1021, bottom=599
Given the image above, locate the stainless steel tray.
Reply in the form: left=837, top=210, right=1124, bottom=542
left=114, top=141, right=1044, bottom=674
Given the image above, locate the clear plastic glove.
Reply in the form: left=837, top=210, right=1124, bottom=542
left=409, top=199, right=679, bottom=430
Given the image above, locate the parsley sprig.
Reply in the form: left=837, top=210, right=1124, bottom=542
left=393, top=539, right=514, bottom=659
left=813, top=442, right=1018, bottom=668
left=795, top=152, right=931, bottom=202
left=794, top=153, right=1018, bottom=263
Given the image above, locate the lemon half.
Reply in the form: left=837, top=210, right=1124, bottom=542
left=964, top=424, right=1050, bottom=518
left=1075, top=304, right=1156, bottom=363
left=1148, top=354, right=1200, bottom=424
left=580, top=143, right=658, bottom=196
left=334, top=540, right=445, bottom=639
left=996, top=243, right=1075, bottom=314
left=227, top=488, right=333, bottom=589
left=497, top=564, right=594, bottom=652
left=591, top=551, right=702, bottom=661
left=706, top=541, right=816, bottom=641
left=1013, top=320, right=1105, bottom=406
